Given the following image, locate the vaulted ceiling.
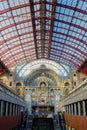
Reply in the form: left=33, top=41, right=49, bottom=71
left=0, top=0, right=87, bottom=73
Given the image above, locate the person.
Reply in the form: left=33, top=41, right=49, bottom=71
left=58, top=112, right=66, bottom=130
left=21, top=111, right=28, bottom=128
left=35, top=110, right=39, bottom=116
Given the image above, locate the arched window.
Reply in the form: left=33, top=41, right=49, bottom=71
left=64, top=82, right=70, bottom=87
left=16, top=82, right=22, bottom=87
left=65, top=89, right=69, bottom=95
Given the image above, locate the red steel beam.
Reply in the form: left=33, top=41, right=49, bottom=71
left=2, top=52, right=36, bottom=63
left=52, top=40, right=86, bottom=56
left=0, top=19, right=32, bottom=31
left=0, top=32, right=34, bottom=44
left=0, top=3, right=30, bottom=14
left=5, top=55, right=36, bottom=68
left=50, top=47, right=84, bottom=63
left=46, top=2, right=87, bottom=15
left=52, top=31, right=86, bottom=44
left=50, top=54, right=80, bottom=68
left=0, top=42, right=35, bottom=56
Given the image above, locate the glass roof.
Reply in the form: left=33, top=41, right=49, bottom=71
left=0, top=0, right=87, bottom=70
left=16, top=59, right=70, bottom=79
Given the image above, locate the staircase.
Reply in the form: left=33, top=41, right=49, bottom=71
left=26, top=115, right=33, bottom=130
left=32, top=117, right=54, bottom=130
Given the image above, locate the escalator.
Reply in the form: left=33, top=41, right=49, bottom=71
left=32, top=117, right=54, bottom=130
left=58, top=112, right=66, bottom=130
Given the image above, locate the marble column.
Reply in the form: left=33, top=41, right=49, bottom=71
left=1, top=101, right=4, bottom=116
left=74, top=103, right=77, bottom=115
left=71, top=104, right=73, bottom=115
left=78, top=102, right=81, bottom=116
left=6, top=102, right=8, bottom=116
left=10, top=103, right=12, bottom=116
left=83, top=100, right=86, bottom=116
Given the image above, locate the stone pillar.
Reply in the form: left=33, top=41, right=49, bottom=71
left=10, top=103, right=12, bottom=116
left=66, top=106, right=68, bottom=114
left=6, top=102, right=8, bottom=116
left=24, top=89, right=32, bottom=114
left=18, top=106, right=20, bottom=114
left=83, top=100, right=86, bottom=116
left=74, top=103, right=77, bottom=115
left=71, top=104, right=73, bottom=115
left=18, top=106, right=20, bottom=115
left=65, top=106, right=67, bottom=113
left=67, top=105, right=69, bottom=114
left=13, top=104, right=15, bottom=116
left=1, top=101, right=4, bottom=116
left=67, top=106, right=69, bottom=114
left=78, top=102, right=81, bottom=116
left=15, top=105, right=17, bottom=115
left=69, top=105, right=71, bottom=114
left=70, top=105, right=71, bottom=114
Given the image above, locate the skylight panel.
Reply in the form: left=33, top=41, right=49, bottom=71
left=68, top=31, right=73, bottom=35
left=47, top=0, right=53, bottom=2
left=63, top=16, right=69, bottom=21
left=10, top=47, right=22, bottom=52
left=78, top=46, right=85, bottom=52
left=72, top=0, right=78, bottom=7
left=58, top=14, right=64, bottom=20
left=60, top=7, right=66, bottom=14
left=61, top=0, right=67, bottom=5
left=0, top=35, right=3, bottom=42
left=80, top=21, right=86, bottom=27
left=22, top=7, right=27, bottom=14
left=64, top=8, right=71, bottom=15
left=0, top=2, right=5, bottom=10
left=0, top=20, right=6, bottom=28
left=2, top=1, right=9, bottom=9
left=33, top=0, right=39, bottom=2
left=46, top=4, right=50, bottom=10
left=57, top=0, right=62, bottom=4
left=46, top=11, right=51, bottom=17
left=34, top=5, right=37, bottom=11
left=67, top=16, right=72, bottom=22
left=83, top=36, right=87, bottom=41
left=71, top=31, right=77, bottom=37
left=74, top=11, right=80, bottom=18
left=19, top=0, right=25, bottom=5
left=64, top=24, right=69, bottom=29
left=77, top=29, right=84, bottom=34
left=73, top=19, right=81, bottom=25
left=55, top=13, right=59, bottom=19
left=84, top=23, right=87, bottom=28
left=9, top=18, right=14, bottom=24
left=6, top=31, right=16, bottom=38
left=60, top=28, right=67, bottom=34
left=9, top=0, right=15, bottom=7
left=65, top=0, right=72, bottom=6
left=77, top=1, right=83, bottom=9
left=5, top=19, right=11, bottom=26
left=83, top=15, right=87, bottom=21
